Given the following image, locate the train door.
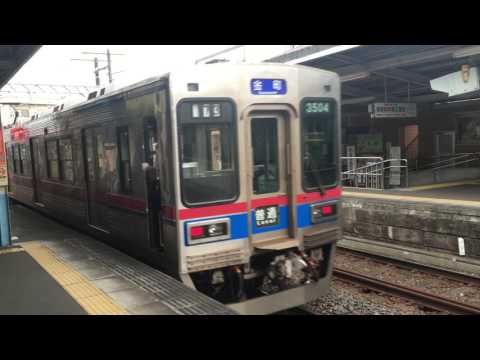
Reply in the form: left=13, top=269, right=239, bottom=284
left=248, top=112, right=295, bottom=250
left=30, top=137, right=43, bottom=205
left=83, top=127, right=110, bottom=233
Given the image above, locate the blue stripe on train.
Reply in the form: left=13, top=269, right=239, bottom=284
left=183, top=200, right=340, bottom=245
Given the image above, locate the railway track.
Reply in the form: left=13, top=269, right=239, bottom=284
left=336, top=247, right=480, bottom=287
left=333, top=267, right=480, bottom=315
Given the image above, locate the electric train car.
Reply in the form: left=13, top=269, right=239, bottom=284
left=5, top=63, right=342, bottom=314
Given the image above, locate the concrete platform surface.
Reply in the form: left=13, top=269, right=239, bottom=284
left=0, top=247, right=87, bottom=315
left=5, top=203, right=237, bottom=315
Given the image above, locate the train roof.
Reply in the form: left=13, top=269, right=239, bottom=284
left=12, top=62, right=338, bottom=128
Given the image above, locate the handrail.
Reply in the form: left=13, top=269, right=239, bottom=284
left=432, top=157, right=480, bottom=172
left=342, top=159, right=406, bottom=174
left=417, top=153, right=479, bottom=170
left=341, top=157, right=409, bottom=189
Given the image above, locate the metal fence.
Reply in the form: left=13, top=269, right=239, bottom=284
left=341, top=157, right=409, bottom=190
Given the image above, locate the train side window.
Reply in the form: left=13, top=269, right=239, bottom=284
left=59, top=138, right=74, bottom=182
left=46, top=139, right=60, bottom=180
left=117, top=126, right=132, bottom=193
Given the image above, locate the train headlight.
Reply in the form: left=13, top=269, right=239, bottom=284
left=187, top=219, right=230, bottom=245
left=311, top=202, right=337, bottom=224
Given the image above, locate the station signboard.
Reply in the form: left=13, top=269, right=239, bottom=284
left=368, top=103, right=417, bottom=118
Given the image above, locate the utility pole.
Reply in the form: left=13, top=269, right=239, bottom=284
left=71, top=48, right=125, bottom=86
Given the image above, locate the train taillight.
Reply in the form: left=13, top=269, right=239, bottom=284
left=187, top=219, right=231, bottom=245
left=311, top=202, right=337, bottom=224
left=190, top=226, right=205, bottom=239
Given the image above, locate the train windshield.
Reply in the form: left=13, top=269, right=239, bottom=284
left=301, top=98, right=337, bottom=191
left=178, top=100, right=238, bottom=206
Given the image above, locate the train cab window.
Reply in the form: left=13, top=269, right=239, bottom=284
left=59, top=138, right=74, bottom=182
left=117, top=127, right=132, bottom=193
left=46, top=139, right=60, bottom=180
left=178, top=100, right=238, bottom=206
left=301, top=99, right=337, bottom=191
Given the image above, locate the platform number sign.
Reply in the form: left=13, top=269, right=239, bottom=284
left=255, top=205, right=279, bottom=227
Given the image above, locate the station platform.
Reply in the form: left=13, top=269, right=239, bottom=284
left=343, top=180, right=480, bottom=208
left=341, top=180, right=480, bottom=276
left=1, top=203, right=237, bottom=315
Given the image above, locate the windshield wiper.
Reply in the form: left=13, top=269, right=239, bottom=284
left=310, top=170, right=326, bottom=196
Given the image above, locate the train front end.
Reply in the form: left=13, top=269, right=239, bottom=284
left=170, top=64, right=341, bottom=314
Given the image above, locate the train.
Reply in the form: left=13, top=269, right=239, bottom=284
left=5, top=63, right=342, bottom=314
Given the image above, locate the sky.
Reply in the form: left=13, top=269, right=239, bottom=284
left=9, top=45, right=235, bottom=88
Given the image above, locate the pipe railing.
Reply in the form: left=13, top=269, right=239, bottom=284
left=416, top=153, right=480, bottom=171
left=341, top=157, right=409, bottom=189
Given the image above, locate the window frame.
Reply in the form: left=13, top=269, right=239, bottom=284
left=300, top=97, right=339, bottom=193
left=177, top=98, right=239, bottom=208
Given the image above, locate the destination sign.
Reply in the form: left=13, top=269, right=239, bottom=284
left=251, top=79, right=287, bottom=95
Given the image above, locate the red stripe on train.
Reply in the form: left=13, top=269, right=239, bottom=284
left=179, top=202, right=248, bottom=220
left=251, top=195, right=288, bottom=208
left=296, top=187, right=342, bottom=204
left=104, top=193, right=146, bottom=212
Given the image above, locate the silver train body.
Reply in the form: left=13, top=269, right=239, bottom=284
left=5, top=63, right=342, bottom=314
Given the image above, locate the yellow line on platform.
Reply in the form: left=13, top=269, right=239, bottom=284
left=402, top=180, right=480, bottom=192
left=0, top=247, right=25, bottom=255
left=343, top=191, right=480, bottom=208
left=21, top=242, right=129, bottom=315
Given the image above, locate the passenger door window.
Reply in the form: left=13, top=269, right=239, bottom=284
left=117, top=127, right=132, bottom=193
left=59, top=138, right=74, bottom=182
left=46, top=140, right=60, bottom=180
left=251, top=118, right=279, bottom=195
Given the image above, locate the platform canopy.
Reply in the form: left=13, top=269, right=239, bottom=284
left=267, top=45, right=480, bottom=107
left=0, top=45, right=41, bottom=89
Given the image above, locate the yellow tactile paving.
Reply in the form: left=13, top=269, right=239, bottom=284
left=403, top=180, right=480, bottom=192
left=21, top=242, right=129, bottom=315
left=343, top=190, right=480, bottom=208
left=0, top=247, right=25, bottom=255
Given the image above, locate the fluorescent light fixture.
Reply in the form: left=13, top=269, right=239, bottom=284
left=452, top=46, right=480, bottom=59
left=285, top=45, right=362, bottom=65
left=340, top=71, right=370, bottom=82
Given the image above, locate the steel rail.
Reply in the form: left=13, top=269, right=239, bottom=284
left=333, top=267, right=480, bottom=315
left=336, top=247, right=480, bottom=287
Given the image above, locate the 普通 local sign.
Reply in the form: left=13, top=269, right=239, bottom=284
left=368, top=103, right=417, bottom=118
